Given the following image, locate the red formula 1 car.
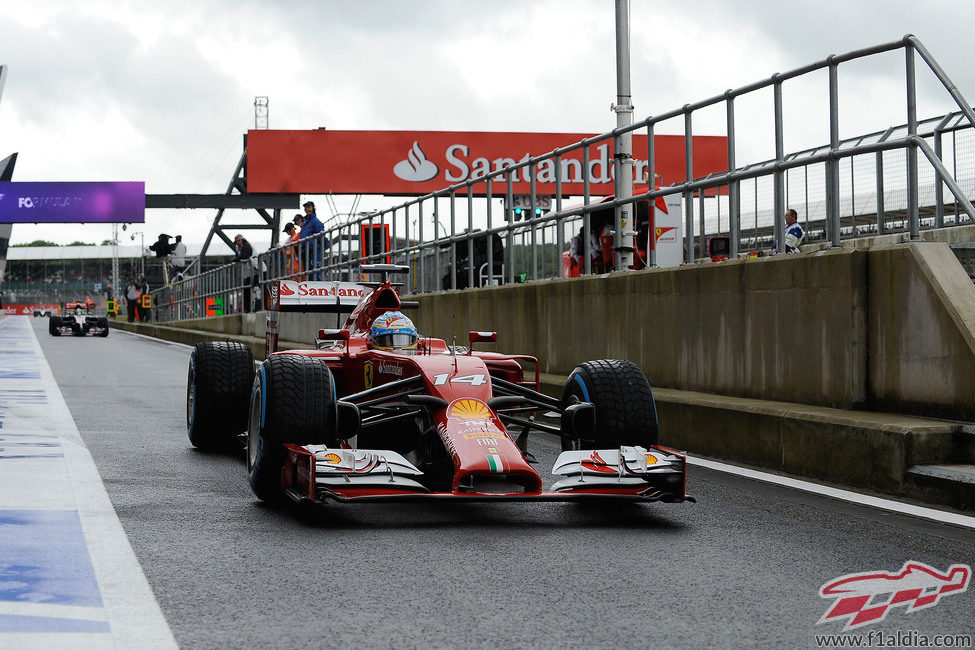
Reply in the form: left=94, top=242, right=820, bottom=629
left=186, top=265, right=693, bottom=507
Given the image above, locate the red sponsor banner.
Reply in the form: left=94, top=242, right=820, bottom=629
left=247, top=130, right=727, bottom=196
left=3, top=304, right=60, bottom=315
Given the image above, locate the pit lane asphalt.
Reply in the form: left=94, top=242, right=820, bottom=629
left=34, top=319, right=975, bottom=649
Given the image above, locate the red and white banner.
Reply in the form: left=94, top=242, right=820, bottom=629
left=278, top=280, right=365, bottom=307
left=3, top=304, right=60, bottom=315
left=247, top=130, right=728, bottom=196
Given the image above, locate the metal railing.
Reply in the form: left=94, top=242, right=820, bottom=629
left=154, top=35, right=975, bottom=321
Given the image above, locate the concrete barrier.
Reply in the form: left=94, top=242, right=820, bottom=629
left=137, top=241, right=975, bottom=422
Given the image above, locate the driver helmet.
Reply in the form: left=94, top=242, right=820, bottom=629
left=368, top=311, right=419, bottom=351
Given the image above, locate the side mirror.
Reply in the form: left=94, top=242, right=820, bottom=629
left=468, top=331, right=498, bottom=355
left=318, top=328, right=350, bottom=341
left=468, top=331, right=497, bottom=344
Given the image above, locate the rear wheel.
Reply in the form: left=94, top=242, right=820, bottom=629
left=186, top=342, right=254, bottom=450
left=560, top=359, right=658, bottom=450
left=247, top=355, right=336, bottom=502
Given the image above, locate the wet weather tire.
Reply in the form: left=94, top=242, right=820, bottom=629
left=97, top=317, right=109, bottom=337
left=49, top=316, right=60, bottom=336
left=247, top=355, right=337, bottom=502
left=560, top=359, right=658, bottom=450
left=186, top=342, right=255, bottom=450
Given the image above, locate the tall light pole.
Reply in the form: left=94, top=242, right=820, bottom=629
left=130, top=231, right=145, bottom=277
left=613, top=0, right=636, bottom=271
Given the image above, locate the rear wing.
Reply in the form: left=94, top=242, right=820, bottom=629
left=264, top=280, right=367, bottom=356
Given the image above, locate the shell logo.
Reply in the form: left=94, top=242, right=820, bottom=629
left=448, top=399, right=491, bottom=420
left=322, top=453, right=342, bottom=464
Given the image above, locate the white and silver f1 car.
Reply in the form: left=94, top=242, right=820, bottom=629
left=49, top=301, right=109, bottom=337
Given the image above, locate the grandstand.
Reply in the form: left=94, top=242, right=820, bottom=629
left=1, top=243, right=242, bottom=309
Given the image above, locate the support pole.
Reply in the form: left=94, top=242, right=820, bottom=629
left=613, top=0, right=635, bottom=270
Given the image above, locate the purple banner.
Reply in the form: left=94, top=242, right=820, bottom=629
left=0, top=182, right=145, bottom=223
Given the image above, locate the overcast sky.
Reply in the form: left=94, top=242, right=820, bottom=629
left=2, top=0, right=974, bottom=252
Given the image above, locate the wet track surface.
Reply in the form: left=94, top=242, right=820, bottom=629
left=34, top=319, right=975, bottom=648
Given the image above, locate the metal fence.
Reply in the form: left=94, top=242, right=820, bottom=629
left=153, top=35, right=975, bottom=322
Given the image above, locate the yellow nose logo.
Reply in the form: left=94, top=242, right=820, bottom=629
left=448, top=399, right=491, bottom=420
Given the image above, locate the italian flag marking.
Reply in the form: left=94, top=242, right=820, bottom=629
left=486, top=454, right=503, bottom=472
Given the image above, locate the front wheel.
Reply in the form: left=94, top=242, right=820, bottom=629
left=248, top=355, right=337, bottom=502
left=186, top=342, right=254, bottom=450
left=97, top=317, right=110, bottom=337
left=49, top=316, right=61, bottom=336
left=560, top=359, right=658, bottom=450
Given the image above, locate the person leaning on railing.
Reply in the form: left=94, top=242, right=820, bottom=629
left=299, top=201, right=328, bottom=281
left=281, top=222, right=304, bottom=280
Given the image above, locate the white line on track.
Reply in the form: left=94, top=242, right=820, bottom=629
left=110, top=326, right=194, bottom=349
left=24, top=318, right=178, bottom=647
left=0, top=602, right=108, bottom=622
left=687, top=455, right=975, bottom=530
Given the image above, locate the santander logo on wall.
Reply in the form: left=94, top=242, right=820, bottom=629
left=247, top=130, right=728, bottom=197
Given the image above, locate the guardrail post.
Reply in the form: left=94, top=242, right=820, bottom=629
left=684, top=108, right=694, bottom=262
left=467, top=184, right=475, bottom=289
left=828, top=57, right=841, bottom=248
left=726, top=94, right=740, bottom=258
left=773, top=75, right=785, bottom=255
left=876, top=151, right=886, bottom=235
left=583, top=145, right=592, bottom=275
left=646, top=122, right=657, bottom=267
left=698, top=191, right=705, bottom=259
left=555, top=155, right=564, bottom=273
left=506, top=175, right=515, bottom=285
left=530, top=161, right=538, bottom=281
left=932, top=113, right=952, bottom=229
left=486, top=179, right=495, bottom=286
left=906, top=44, right=921, bottom=240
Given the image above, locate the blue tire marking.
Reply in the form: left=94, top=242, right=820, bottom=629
left=259, top=364, right=267, bottom=429
left=573, top=373, right=590, bottom=402
left=650, top=390, right=659, bottom=428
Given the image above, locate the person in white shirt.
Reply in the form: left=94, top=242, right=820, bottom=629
left=171, top=235, right=187, bottom=274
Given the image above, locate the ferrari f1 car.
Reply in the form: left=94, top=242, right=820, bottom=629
left=49, top=301, right=109, bottom=337
left=186, top=265, right=692, bottom=507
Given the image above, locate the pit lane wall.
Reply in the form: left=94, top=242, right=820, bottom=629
left=418, top=242, right=975, bottom=422
left=121, top=241, right=975, bottom=421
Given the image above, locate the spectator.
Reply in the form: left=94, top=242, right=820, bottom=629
left=171, top=235, right=187, bottom=277
left=233, top=234, right=256, bottom=313
left=772, top=208, right=804, bottom=254
left=137, top=276, right=150, bottom=322
left=233, top=234, right=253, bottom=263
left=281, top=222, right=303, bottom=280
left=299, top=201, right=328, bottom=280
left=569, top=223, right=603, bottom=275
left=125, top=277, right=139, bottom=322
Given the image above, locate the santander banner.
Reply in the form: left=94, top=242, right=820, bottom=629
left=246, top=130, right=727, bottom=196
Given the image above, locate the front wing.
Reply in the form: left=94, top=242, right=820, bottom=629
left=280, top=444, right=695, bottom=504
